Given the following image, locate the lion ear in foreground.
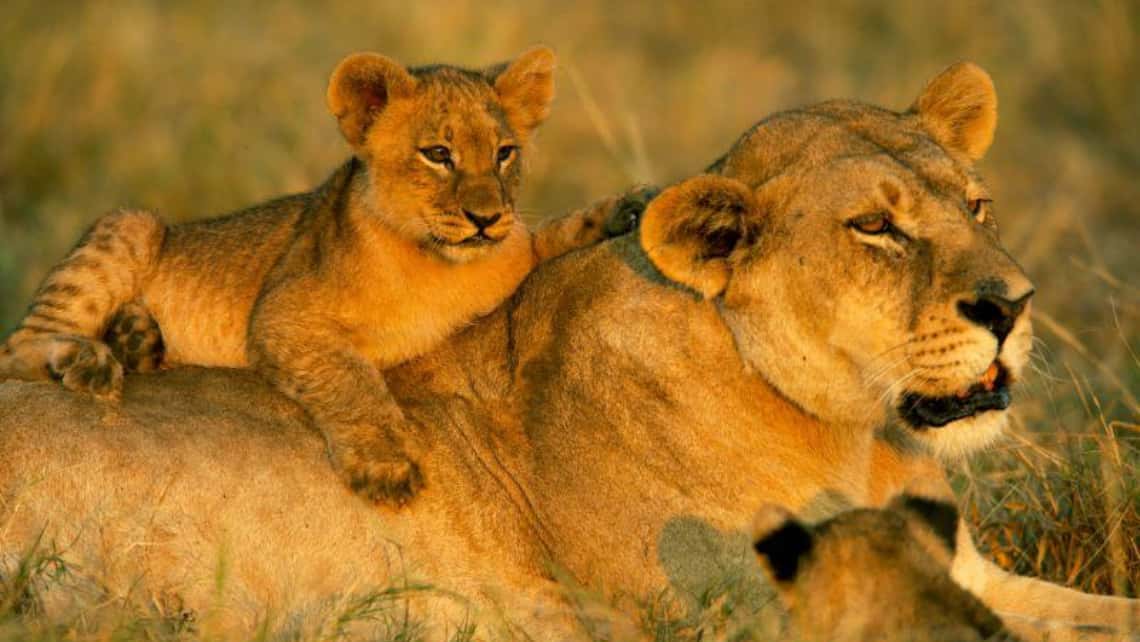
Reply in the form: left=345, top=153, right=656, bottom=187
left=327, top=52, right=418, bottom=148
left=491, top=45, right=557, bottom=142
left=751, top=503, right=815, bottom=605
left=639, top=175, right=761, bottom=299
left=889, top=478, right=962, bottom=558
left=911, top=62, right=998, bottom=160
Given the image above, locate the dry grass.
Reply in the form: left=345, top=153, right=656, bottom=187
left=1, top=0, right=1137, bottom=638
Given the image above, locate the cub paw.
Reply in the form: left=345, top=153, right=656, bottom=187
left=337, top=443, right=425, bottom=507
left=605, top=184, right=660, bottom=237
left=105, top=302, right=165, bottom=373
left=48, top=337, right=124, bottom=400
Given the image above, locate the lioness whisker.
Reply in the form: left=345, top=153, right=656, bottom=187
left=878, top=368, right=925, bottom=405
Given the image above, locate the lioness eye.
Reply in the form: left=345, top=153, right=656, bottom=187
left=420, top=146, right=453, bottom=168
left=968, top=198, right=992, bottom=223
left=497, top=145, right=517, bottom=164
left=849, top=212, right=892, bottom=235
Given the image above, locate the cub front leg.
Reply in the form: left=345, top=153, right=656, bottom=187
left=249, top=319, right=424, bottom=506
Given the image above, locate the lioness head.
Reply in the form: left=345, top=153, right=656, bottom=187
left=752, top=490, right=1014, bottom=641
left=326, top=47, right=555, bottom=262
left=641, top=63, right=1033, bottom=459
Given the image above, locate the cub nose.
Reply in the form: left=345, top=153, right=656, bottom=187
left=463, top=210, right=502, bottom=231
left=957, top=288, right=1034, bottom=345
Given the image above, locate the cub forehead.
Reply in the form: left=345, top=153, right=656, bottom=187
left=411, top=69, right=512, bottom=125
left=407, top=86, right=514, bottom=149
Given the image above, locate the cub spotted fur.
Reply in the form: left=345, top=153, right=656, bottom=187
left=0, top=47, right=628, bottom=506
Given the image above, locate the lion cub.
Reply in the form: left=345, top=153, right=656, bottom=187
left=0, top=47, right=624, bottom=506
left=752, top=491, right=1018, bottom=641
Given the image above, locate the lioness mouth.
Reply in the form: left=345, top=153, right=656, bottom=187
left=431, top=232, right=504, bottom=247
left=898, top=361, right=1011, bottom=428
left=457, top=232, right=503, bottom=246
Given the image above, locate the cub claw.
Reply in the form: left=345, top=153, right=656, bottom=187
left=1, top=335, right=124, bottom=400
left=105, top=303, right=165, bottom=373
left=340, top=451, right=425, bottom=507
left=53, top=339, right=124, bottom=400
left=605, top=184, right=660, bottom=237
left=349, top=460, right=425, bottom=506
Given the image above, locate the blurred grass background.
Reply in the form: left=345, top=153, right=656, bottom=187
left=1, top=0, right=1137, bottom=625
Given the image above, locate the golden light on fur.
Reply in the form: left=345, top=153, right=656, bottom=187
left=2, top=59, right=1136, bottom=642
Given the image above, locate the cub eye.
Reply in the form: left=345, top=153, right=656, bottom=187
left=497, top=145, right=517, bottom=164
left=420, top=146, right=453, bottom=168
left=849, top=212, right=892, bottom=235
left=968, top=198, right=992, bottom=223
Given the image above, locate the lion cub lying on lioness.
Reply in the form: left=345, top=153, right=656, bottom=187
left=753, top=489, right=1017, bottom=642
left=0, top=47, right=629, bottom=506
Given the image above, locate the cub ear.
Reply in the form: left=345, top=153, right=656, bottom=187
left=911, top=62, right=997, bottom=160
left=493, top=46, right=557, bottom=140
left=327, top=52, right=417, bottom=148
left=889, top=479, right=960, bottom=555
left=752, top=504, right=815, bottom=588
left=639, top=175, right=759, bottom=299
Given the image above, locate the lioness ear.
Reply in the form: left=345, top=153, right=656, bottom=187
left=639, top=175, right=759, bottom=299
left=327, top=52, right=417, bottom=148
left=911, top=62, right=997, bottom=160
left=752, top=504, right=814, bottom=590
left=493, top=46, right=557, bottom=140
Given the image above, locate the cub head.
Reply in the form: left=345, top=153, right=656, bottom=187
left=751, top=488, right=1014, bottom=641
left=640, top=63, right=1033, bottom=459
left=327, top=46, right=555, bottom=262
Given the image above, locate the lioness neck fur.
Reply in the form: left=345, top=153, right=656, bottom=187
left=0, top=47, right=631, bottom=507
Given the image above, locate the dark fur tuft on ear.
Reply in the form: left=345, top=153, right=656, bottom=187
left=752, top=504, right=814, bottom=583
left=911, top=62, right=998, bottom=160
left=639, top=175, right=760, bottom=299
left=900, top=495, right=959, bottom=554
left=754, top=523, right=814, bottom=582
left=327, top=53, right=416, bottom=148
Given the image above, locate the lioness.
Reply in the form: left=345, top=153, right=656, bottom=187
left=0, top=47, right=630, bottom=506
left=2, top=65, right=1137, bottom=640
left=752, top=488, right=1017, bottom=641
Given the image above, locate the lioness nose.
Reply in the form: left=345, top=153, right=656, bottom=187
left=957, top=286, right=1034, bottom=345
left=463, top=210, right=502, bottom=231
